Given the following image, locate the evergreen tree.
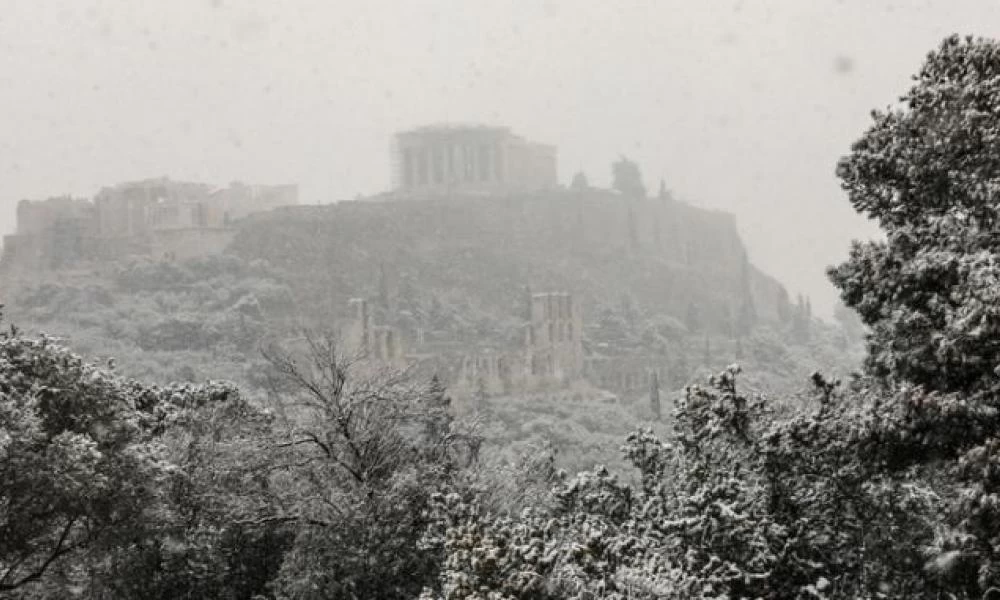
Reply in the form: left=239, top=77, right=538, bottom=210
left=828, top=35, right=1000, bottom=393
left=429, top=374, right=449, bottom=408
left=775, top=287, right=793, bottom=324
left=627, top=204, right=640, bottom=251
left=649, top=371, right=661, bottom=421
left=620, top=293, right=638, bottom=329
left=791, top=294, right=811, bottom=343
left=736, top=298, right=756, bottom=339
left=723, top=303, right=736, bottom=340
left=672, top=351, right=690, bottom=388
left=736, top=252, right=758, bottom=338
left=398, top=276, right=420, bottom=314
left=378, top=261, right=391, bottom=311
left=522, top=285, right=533, bottom=322
left=611, top=155, right=647, bottom=198
left=426, top=374, right=452, bottom=439
left=685, top=301, right=702, bottom=333
left=475, top=376, right=488, bottom=410
left=658, top=178, right=670, bottom=201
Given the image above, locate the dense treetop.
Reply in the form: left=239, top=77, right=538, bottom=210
left=831, top=35, right=1000, bottom=394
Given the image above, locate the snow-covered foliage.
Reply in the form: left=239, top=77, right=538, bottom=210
left=830, top=35, right=1000, bottom=395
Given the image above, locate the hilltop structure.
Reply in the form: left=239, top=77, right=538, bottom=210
left=455, top=292, right=584, bottom=395
left=337, top=282, right=673, bottom=403
left=1, top=178, right=297, bottom=270
left=340, top=289, right=586, bottom=398
left=342, top=297, right=405, bottom=367
left=391, top=124, right=557, bottom=196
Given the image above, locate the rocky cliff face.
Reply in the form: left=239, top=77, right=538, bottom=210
left=229, top=189, right=788, bottom=332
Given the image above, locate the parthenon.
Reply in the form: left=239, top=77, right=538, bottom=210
left=391, top=124, right=557, bottom=195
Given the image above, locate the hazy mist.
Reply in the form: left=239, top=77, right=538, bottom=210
left=1, top=0, right=996, bottom=314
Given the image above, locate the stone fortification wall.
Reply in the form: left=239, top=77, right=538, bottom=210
left=1, top=179, right=298, bottom=272
left=149, top=228, right=236, bottom=261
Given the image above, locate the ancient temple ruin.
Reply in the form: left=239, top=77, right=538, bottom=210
left=342, top=297, right=404, bottom=365
left=449, top=292, right=584, bottom=395
left=391, top=124, right=557, bottom=195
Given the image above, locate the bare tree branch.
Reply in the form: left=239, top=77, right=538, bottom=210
left=0, top=517, right=79, bottom=592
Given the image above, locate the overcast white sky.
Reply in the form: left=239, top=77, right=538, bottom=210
left=1, top=0, right=997, bottom=315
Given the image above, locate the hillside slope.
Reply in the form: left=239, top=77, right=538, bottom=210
left=0, top=189, right=861, bottom=473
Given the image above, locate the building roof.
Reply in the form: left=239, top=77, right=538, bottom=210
left=398, top=123, right=511, bottom=136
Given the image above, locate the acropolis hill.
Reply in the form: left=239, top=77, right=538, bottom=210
left=0, top=124, right=796, bottom=399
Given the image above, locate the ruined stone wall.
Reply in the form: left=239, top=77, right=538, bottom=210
left=0, top=234, right=41, bottom=274
left=446, top=291, right=585, bottom=398
left=340, top=297, right=405, bottom=365
left=16, top=197, right=93, bottom=234
left=149, top=228, right=235, bottom=261
left=457, top=351, right=510, bottom=396
left=526, top=292, right=583, bottom=382
left=1, top=198, right=98, bottom=273
left=504, top=139, right=557, bottom=191
left=213, top=183, right=298, bottom=223
left=584, top=354, right=668, bottom=396
left=2, top=179, right=298, bottom=273
left=95, top=193, right=147, bottom=238
left=94, top=179, right=213, bottom=238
